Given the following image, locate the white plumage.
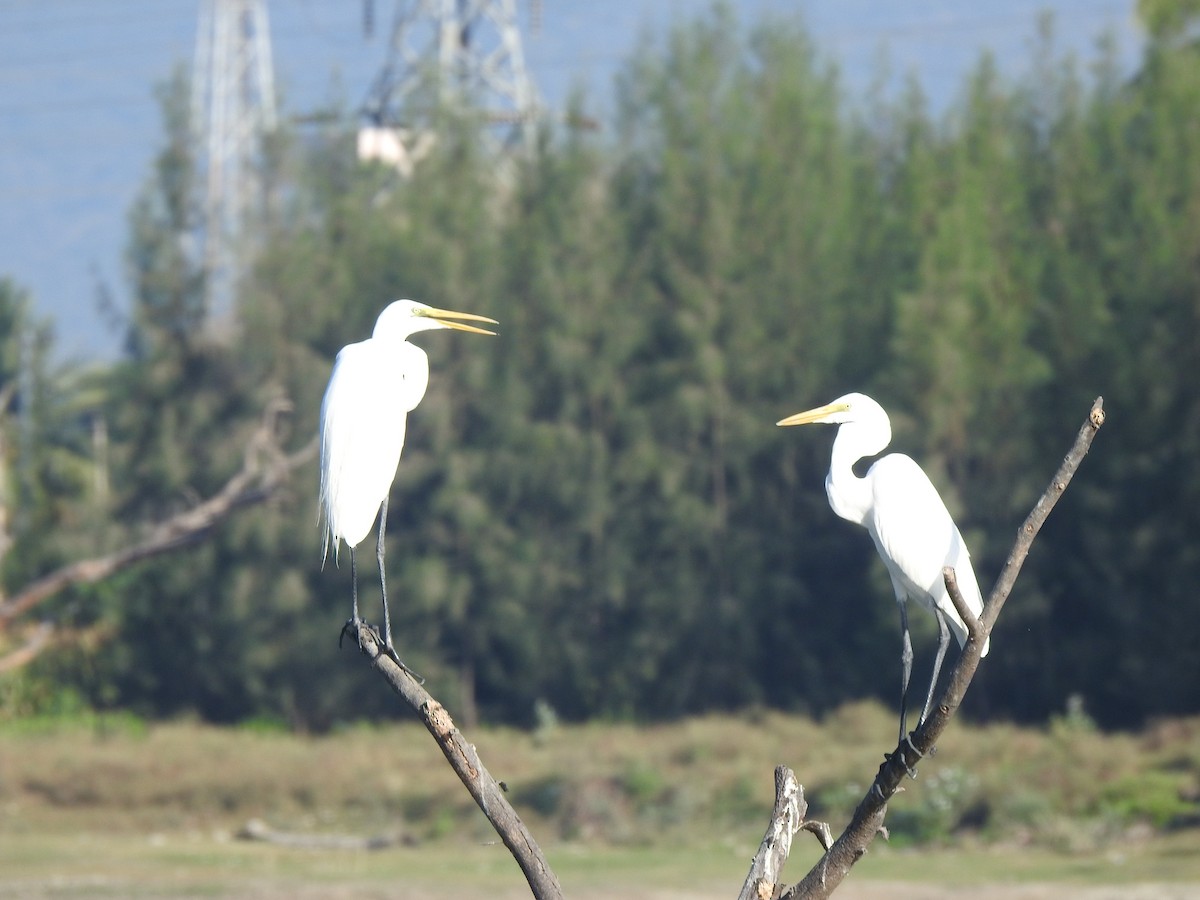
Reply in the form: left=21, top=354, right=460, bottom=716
left=778, top=391, right=989, bottom=744
left=321, top=337, right=428, bottom=551
left=319, top=299, right=497, bottom=659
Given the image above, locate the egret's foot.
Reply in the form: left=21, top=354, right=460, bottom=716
left=339, top=620, right=425, bottom=683
left=882, top=750, right=917, bottom=779
left=900, top=733, right=924, bottom=779
left=884, top=734, right=923, bottom=780
left=339, top=617, right=382, bottom=651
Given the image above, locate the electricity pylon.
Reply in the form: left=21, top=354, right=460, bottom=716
left=359, top=0, right=539, bottom=175
left=191, top=0, right=277, bottom=333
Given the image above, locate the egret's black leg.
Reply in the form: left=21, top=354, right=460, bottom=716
left=889, top=601, right=922, bottom=779
left=374, top=497, right=419, bottom=679
left=898, top=602, right=914, bottom=746
left=377, top=495, right=396, bottom=655
left=350, top=546, right=359, bottom=624
left=919, top=605, right=951, bottom=728
left=339, top=546, right=366, bottom=649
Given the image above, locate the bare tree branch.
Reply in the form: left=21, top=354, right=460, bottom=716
left=739, top=766, right=831, bottom=900
left=348, top=621, right=564, bottom=900
left=778, top=396, right=1105, bottom=900
left=801, top=819, right=836, bottom=851
left=0, top=399, right=315, bottom=641
left=943, top=567, right=982, bottom=646
left=977, top=397, right=1107, bottom=637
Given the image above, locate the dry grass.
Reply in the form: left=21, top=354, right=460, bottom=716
left=1, top=704, right=1199, bottom=897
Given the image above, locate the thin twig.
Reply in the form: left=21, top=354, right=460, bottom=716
left=978, top=397, right=1107, bottom=635
left=943, top=567, right=983, bottom=647
left=779, top=397, right=1105, bottom=900
left=349, top=622, right=564, bottom=900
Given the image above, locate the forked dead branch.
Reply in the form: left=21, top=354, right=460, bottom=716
left=350, top=397, right=1104, bottom=900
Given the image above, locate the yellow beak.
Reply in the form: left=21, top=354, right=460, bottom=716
left=417, top=305, right=499, bottom=336
left=776, top=401, right=849, bottom=427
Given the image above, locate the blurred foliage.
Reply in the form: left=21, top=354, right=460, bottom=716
left=2, top=5, right=1200, bottom=731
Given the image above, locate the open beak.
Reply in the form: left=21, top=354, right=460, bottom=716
left=776, top=401, right=849, bottom=427
left=418, top=305, right=499, bottom=336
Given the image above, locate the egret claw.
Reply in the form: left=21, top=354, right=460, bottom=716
left=339, top=617, right=382, bottom=651
left=900, top=734, right=924, bottom=779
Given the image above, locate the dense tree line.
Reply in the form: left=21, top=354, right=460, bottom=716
left=2, top=5, right=1198, bottom=730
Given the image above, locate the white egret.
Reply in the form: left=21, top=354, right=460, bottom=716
left=320, top=299, right=497, bottom=663
left=777, top=392, right=989, bottom=748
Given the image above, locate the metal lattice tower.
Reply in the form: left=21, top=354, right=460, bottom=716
left=191, top=0, right=277, bottom=331
left=359, top=0, right=539, bottom=175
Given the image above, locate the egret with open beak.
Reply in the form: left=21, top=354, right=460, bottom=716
left=320, top=299, right=498, bottom=665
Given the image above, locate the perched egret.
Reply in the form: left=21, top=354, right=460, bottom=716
left=777, top=392, right=989, bottom=747
left=320, top=299, right=497, bottom=663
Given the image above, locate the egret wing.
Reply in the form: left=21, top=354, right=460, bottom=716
left=320, top=341, right=410, bottom=550
left=867, top=454, right=987, bottom=652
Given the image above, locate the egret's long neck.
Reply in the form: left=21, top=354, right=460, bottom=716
left=824, top=426, right=877, bottom=527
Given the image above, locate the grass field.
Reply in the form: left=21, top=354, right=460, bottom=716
left=1, top=703, right=1198, bottom=898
